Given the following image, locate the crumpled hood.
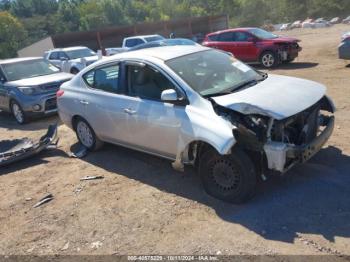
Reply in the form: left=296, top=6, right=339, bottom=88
left=272, top=36, right=300, bottom=43
left=212, top=74, right=326, bottom=120
left=7, top=72, right=73, bottom=87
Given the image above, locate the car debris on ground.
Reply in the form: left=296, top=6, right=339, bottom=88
left=80, top=175, right=104, bottom=181
left=68, top=143, right=88, bottom=158
left=0, top=124, right=58, bottom=167
left=33, top=193, right=54, bottom=208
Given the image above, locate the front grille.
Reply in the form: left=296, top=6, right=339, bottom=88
left=45, top=98, right=57, bottom=111
left=40, top=80, right=69, bottom=93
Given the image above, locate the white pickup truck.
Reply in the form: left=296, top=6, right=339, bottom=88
left=102, top=34, right=166, bottom=56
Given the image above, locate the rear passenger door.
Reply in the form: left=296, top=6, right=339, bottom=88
left=216, top=32, right=242, bottom=59
left=81, top=63, right=130, bottom=144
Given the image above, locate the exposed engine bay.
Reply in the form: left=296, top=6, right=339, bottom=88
left=213, top=96, right=335, bottom=173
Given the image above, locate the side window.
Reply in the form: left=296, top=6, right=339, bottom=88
left=208, top=34, right=218, bottom=41
left=127, top=64, right=176, bottom=101
left=49, top=52, right=59, bottom=60
left=218, top=32, right=234, bottom=42
left=59, top=52, right=69, bottom=60
left=83, top=64, right=120, bottom=93
left=233, top=32, right=250, bottom=42
left=125, top=38, right=145, bottom=48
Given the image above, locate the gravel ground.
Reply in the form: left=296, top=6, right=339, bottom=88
left=0, top=24, right=349, bottom=257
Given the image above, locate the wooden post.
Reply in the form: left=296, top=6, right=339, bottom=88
left=96, top=31, right=106, bottom=56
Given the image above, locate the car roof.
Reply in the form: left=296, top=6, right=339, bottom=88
left=109, top=45, right=211, bottom=62
left=49, top=46, right=90, bottom=52
left=207, top=27, right=257, bottom=36
left=0, top=57, right=43, bottom=65
left=125, top=34, right=162, bottom=40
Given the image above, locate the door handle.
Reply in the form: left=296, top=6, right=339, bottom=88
left=79, top=100, right=89, bottom=105
left=124, top=108, right=137, bottom=115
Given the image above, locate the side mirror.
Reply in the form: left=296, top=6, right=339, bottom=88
left=161, top=89, right=178, bottom=102
left=60, top=57, right=68, bottom=61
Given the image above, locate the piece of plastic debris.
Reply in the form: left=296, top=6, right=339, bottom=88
left=68, top=144, right=88, bottom=158
left=25, top=198, right=32, bottom=201
left=0, top=124, right=58, bottom=167
left=33, top=193, right=53, bottom=208
left=61, top=242, right=70, bottom=251
left=80, top=176, right=104, bottom=181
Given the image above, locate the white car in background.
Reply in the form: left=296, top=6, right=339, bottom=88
left=44, top=46, right=100, bottom=74
left=57, top=46, right=335, bottom=203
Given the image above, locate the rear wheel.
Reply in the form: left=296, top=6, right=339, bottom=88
left=199, top=147, right=257, bottom=204
left=260, top=51, right=277, bottom=68
left=74, top=117, right=103, bottom=151
left=10, top=100, right=27, bottom=124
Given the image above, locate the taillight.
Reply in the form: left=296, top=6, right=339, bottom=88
left=56, top=89, right=64, bottom=98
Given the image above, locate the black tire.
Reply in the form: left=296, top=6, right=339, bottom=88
left=260, top=51, right=277, bottom=68
left=10, top=100, right=27, bottom=124
left=199, top=147, right=257, bottom=204
left=70, top=67, right=80, bottom=74
left=74, top=117, right=103, bottom=151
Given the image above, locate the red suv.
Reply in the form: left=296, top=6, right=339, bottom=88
left=203, top=28, right=302, bottom=68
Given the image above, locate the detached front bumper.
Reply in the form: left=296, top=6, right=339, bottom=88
left=264, top=116, right=335, bottom=173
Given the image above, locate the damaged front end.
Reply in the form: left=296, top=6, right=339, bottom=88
left=0, top=124, right=58, bottom=167
left=215, top=96, right=335, bottom=174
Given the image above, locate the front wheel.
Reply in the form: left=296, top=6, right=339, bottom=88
left=74, top=117, right=103, bottom=151
left=199, top=147, right=257, bottom=204
left=11, top=100, right=27, bottom=124
left=260, top=51, right=277, bottom=68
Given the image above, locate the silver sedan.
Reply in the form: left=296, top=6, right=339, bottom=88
left=57, top=46, right=335, bottom=203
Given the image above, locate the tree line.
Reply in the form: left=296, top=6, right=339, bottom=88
left=0, top=0, right=350, bottom=58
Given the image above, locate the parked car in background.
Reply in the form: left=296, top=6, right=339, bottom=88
left=342, top=16, right=350, bottom=24
left=0, top=57, right=72, bottom=124
left=128, top=38, right=199, bottom=51
left=339, top=35, right=350, bottom=60
left=122, top=34, right=165, bottom=49
left=330, top=17, right=340, bottom=24
left=342, top=31, right=350, bottom=40
left=44, top=46, right=99, bottom=74
left=280, top=23, right=291, bottom=31
left=302, top=18, right=314, bottom=28
left=202, top=27, right=302, bottom=68
left=57, top=46, right=335, bottom=203
left=291, top=20, right=302, bottom=29
left=104, top=47, right=128, bottom=56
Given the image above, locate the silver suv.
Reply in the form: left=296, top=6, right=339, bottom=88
left=0, top=57, right=72, bottom=124
left=57, top=46, right=335, bottom=203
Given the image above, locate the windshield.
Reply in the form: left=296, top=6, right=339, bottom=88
left=2, top=59, right=60, bottom=82
left=65, top=48, right=96, bottom=59
left=144, top=35, right=165, bottom=43
left=166, top=49, right=263, bottom=97
left=248, top=28, right=278, bottom=39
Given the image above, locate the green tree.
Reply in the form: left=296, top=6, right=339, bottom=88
left=0, top=11, right=27, bottom=58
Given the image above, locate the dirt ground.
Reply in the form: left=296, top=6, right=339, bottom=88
left=1, top=24, right=350, bottom=257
